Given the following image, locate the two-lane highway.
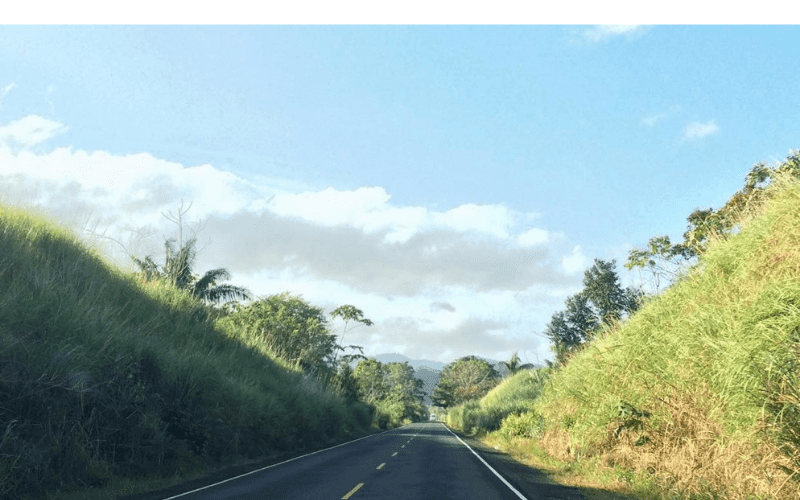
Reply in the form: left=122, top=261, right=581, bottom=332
left=162, top=422, right=536, bottom=500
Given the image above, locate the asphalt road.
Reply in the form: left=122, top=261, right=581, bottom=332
left=155, top=422, right=590, bottom=500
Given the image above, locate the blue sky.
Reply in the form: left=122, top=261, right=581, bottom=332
left=2, top=25, right=799, bottom=364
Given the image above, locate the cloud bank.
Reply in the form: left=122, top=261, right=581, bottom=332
left=0, top=114, right=585, bottom=363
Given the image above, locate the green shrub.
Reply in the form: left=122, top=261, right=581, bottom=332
left=498, top=411, right=546, bottom=440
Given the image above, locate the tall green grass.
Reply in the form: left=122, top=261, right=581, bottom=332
left=0, top=204, right=373, bottom=500
left=520, top=174, right=800, bottom=499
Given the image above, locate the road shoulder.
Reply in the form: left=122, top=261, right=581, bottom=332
left=443, top=424, right=630, bottom=500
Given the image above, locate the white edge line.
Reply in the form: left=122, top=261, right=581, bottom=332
left=160, top=428, right=394, bottom=499
left=441, top=423, right=530, bottom=500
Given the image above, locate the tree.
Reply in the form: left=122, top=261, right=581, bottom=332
left=132, top=202, right=250, bottom=305
left=544, top=291, right=599, bottom=364
left=133, top=237, right=251, bottom=305
left=385, top=362, right=425, bottom=405
left=330, top=305, right=373, bottom=367
left=333, top=362, right=359, bottom=402
left=582, top=259, right=640, bottom=324
left=352, top=359, right=426, bottom=425
left=500, top=352, right=535, bottom=377
left=431, top=379, right=455, bottom=409
left=432, top=356, right=498, bottom=408
left=353, top=358, right=388, bottom=404
left=218, top=292, right=338, bottom=375
left=385, top=362, right=426, bottom=421
left=545, top=260, right=641, bottom=364
left=625, top=235, right=690, bottom=293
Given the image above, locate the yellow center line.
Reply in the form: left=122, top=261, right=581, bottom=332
left=401, top=445, right=405, bottom=448
left=342, top=482, right=364, bottom=499
left=392, top=452, right=398, bottom=457
left=377, top=463, right=385, bottom=469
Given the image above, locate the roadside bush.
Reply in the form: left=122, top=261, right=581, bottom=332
left=447, top=400, right=482, bottom=434
left=498, top=411, right=546, bottom=440
left=373, top=400, right=406, bottom=429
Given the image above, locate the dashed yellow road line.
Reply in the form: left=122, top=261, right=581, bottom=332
left=342, top=482, right=364, bottom=499
left=401, top=445, right=405, bottom=448
left=392, top=452, right=398, bottom=457
left=377, top=463, right=385, bottom=470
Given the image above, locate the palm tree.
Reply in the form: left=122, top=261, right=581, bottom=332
left=133, top=237, right=251, bottom=305
left=501, top=352, right=535, bottom=377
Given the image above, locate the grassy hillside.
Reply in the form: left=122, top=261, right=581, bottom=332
left=443, top=173, right=800, bottom=499
left=0, top=204, right=373, bottom=500
left=484, top=173, right=800, bottom=499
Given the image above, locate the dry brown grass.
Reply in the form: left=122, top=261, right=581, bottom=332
left=540, top=427, right=574, bottom=462
left=594, top=388, right=799, bottom=499
left=508, top=383, right=800, bottom=500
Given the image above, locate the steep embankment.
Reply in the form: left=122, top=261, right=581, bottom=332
left=524, top=175, right=800, bottom=498
left=0, top=205, right=373, bottom=500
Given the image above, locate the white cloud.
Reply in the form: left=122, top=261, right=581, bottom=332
left=562, top=245, right=590, bottom=275
left=517, top=227, right=549, bottom=247
left=268, top=186, right=530, bottom=244
left=683, top=120, right=719, bottom=140
left=267, top=186, right=429, bottom=243
left=581, top=25, right=643, bottom=43
left=432, top=203, right=517, bottom=239
left=0, top=137, right=263, bottom=238
left=0, top=115, right=68, bottom=149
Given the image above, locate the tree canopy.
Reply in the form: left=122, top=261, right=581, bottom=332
left=352, top=359, right=426, bottom=426
left=330, top=305, right=373, bottom=367
left=544, top=259, right=641, bottom=364
left=432, top=356, right=498, bottom=408
left=219, top=292, right=338, bottom=375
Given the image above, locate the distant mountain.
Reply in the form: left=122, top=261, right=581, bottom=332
left=414, top=366, right=440, bottom=406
